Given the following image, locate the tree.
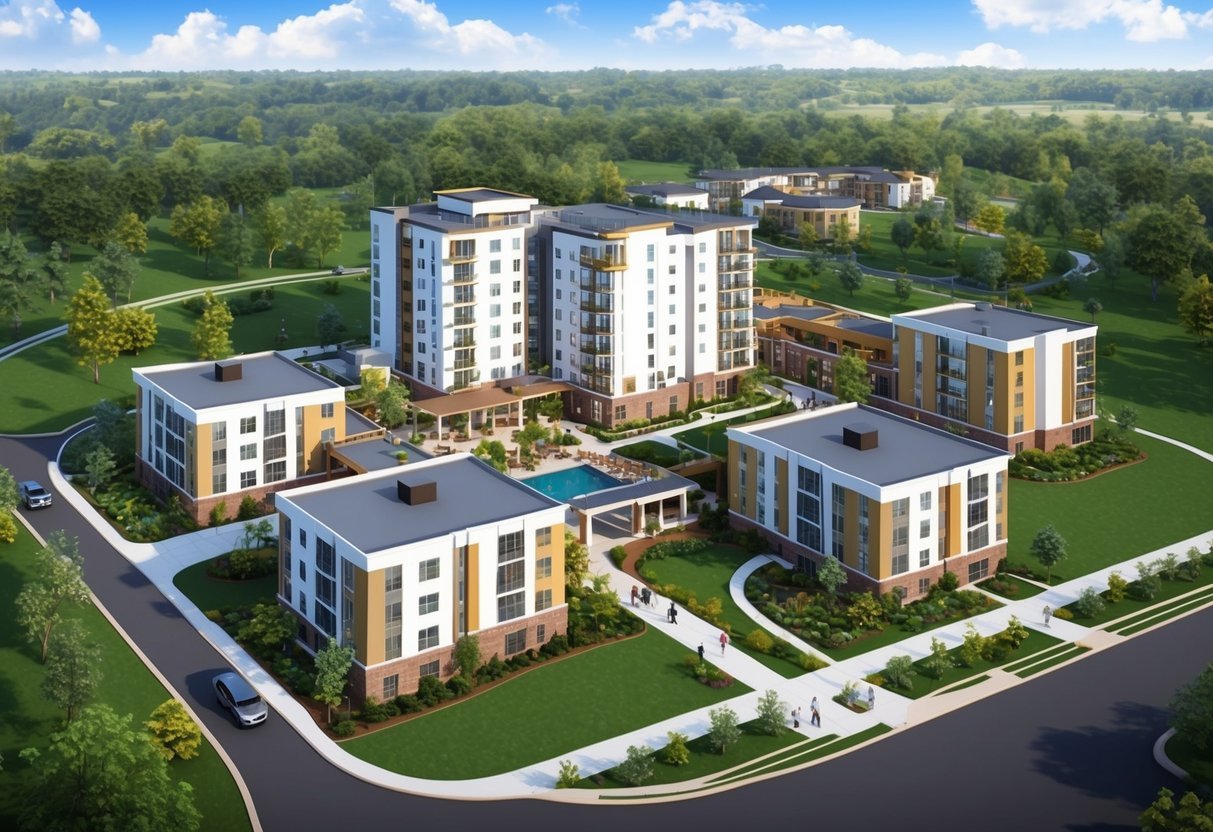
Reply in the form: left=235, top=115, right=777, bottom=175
left=217, top=211, right=254, bottom=278
left=1178, top=274, right=1213, bottom=345
left=950, top=180, right=982, bottom=225
left=1065, top=168, right=1119, bottom=234
left=972, top=204, right=1006, bottom=235
left=708, top=705, right=741, bottom=754
left=83, top=444, right=117, bottom=490
left=913, top=216, right=945, bottom=261
left=894, top=276, right=913, bottom=302
left=833, top=349, right=871, bottom=404
left=453, top=634, right=481, bottom=681
left=817, top=555, right=847, bottom=598
left=113, top=211, right=149, bottom=255
left=890, top=216, right=915, bottom=260
left=111, top=305, right=158, bottom=355
left=592, top=161, right=627, bottom=204
left=129, top=118, right=169, bottom=151
left=616, top=744, right=654, bottom=786
left=192, top=291, right=234, bottom=360
left=169, top=195, right=226, bottom=274
left=798, top=219, right=818, bottom=251
left=564, top=530, right=589, bottom=588
left=976, top=248, right=1005, bottom=291
left=316, top=304, right=348, bottom=351
left=837, top=261, right=863, bottom=297
left=883, top=655, right=915, bottom=691
left=921, top=636, right=953, bottom=679
left=1002, top=232, right=1048, bottom=284
left=473, top=439, right=509, bottom=473
left=0, top=463, right=17, bottom=510
left=91, top=240, right=140, bottom=305
left=754, top=689, right=788, bottom=736
left=1030, top=523, right=1068, bottom=584
left=374, top=381, right=410, bottom=428
left=1099, top=230, right=1127, bottom=283
left=0, top=230, right=43, bottom=334
left=252, top=202, right=287, bottom=268
left=313, top=637, right=354, bottom=723
left=1083, top=297, right=1103, bottom=323
left=1127, top=201, right=1202, bottom=301
left=64, top=274, right=118, bottom=383
left=40, top=619, right=101, bottom=723
left=146, top=698, right=202, bottom=761
left=1170, top=663, right=1213, bottom=751
left=236, top=115, right=263, bottom=147
left=833, top=215, right=852, bottom=254
left=305, top=205, right=345, bottom=269
left=41, top=241, right=70, bottom=305
left=18, top=704, right=200, bottom=832
left=235, top=602, right=296, bottom=656
left=1140, top=787, right=1213, bottom=831
left=15, top=531, right=91, bottom=662
left=664, top=731, right=690, bottom=766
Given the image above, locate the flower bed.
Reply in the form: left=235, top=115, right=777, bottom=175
left=1009, top=433, right=1142, bottom=482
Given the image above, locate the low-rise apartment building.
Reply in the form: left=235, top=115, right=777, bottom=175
left=132, top=352, right=365, bottom=522
left=696, top=166, right=935, bottom=214
left=740, top=186, right=862, bottom=239
left=275, top=454, right=567, bottom=704
left=728, top=404, right=1010, bottom=598
left=624, top=182, right=711, bottom=210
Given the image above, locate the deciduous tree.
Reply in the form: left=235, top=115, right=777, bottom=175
left=313, top=637, right=354, bottom=723
left=708, top=705, right=741, bottom=754
left=976, top=248, right=1005, bottom=290
left=1002, top=231, right=1048, bottom=284
left=754, top=689, right=788, bottom=736
left=1178, top=273, right=1213, bottom=345
left=113, top=211, right=148, bottom=255
left=972, top=203, right=1006, bottom=235
left=833, top=349, right=871, bottom=404
left=1170, top=663, right=1213, bottom=751
left=191, top=290, right=233, bottom=360
left=41, top=241, right=70, bottom=305
left=837, top=261, right=863, bottom=297
left=170, top=195, right=226, bottom=274
left=316, top=303, right=347, bottom=350
left=1030, top=523, right=1068, bottom=584
left=91, top=240, right=140, bottom=305
left=14, top=531, right=90, bottom=662
left=145, top=698, right=202, bottom=761
left=817, top=555, right=847, bottom=598
left=890, top=216, right=914, bottom=260
left=40, top=619, right=102, bottom=723
left=252, top=202, right=287, bottom=268
left=111, top=305, right=158, bottom=354
left=217, top=211, right=254, bottom=277
left=65, top=273, right=119, bottom=383
left=1083, top=297, right=1103, bottom=323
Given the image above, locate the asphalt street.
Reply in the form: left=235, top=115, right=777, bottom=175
left=3, top=430, right=1207, bottom=832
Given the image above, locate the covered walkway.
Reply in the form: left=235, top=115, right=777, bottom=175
left=568, top=474, right=697, bottom=545
left=409, top=378, right=572, bottom=442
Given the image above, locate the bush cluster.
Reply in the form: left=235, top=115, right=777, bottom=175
left=90, top=477, right=199, bottom=542
left=1009, top=435, right=1141, bottom=482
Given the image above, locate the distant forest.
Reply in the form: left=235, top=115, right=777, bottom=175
left=0, top=67, right=1211, bottom=293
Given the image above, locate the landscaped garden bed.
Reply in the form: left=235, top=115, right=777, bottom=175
left=1061, top=544, right=1213, bottom=628
left=613, top=439, right=701, bottom=469
left=977, top=572, right=1045, bottom=600
left=1009, top=429, right=1143, bottom=482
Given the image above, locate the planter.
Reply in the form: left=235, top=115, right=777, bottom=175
left=697, top=676, right=735, bottom=689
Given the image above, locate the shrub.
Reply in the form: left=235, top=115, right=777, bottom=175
left=446, top=675, right=472, bottom=697
left=322, top=279, right=342, bottom=295
left=1105, top=571, right=1128, bottom=603
left=958, top=624, right=986, bottom=667
left=332, top=719, right=356, bottom=737
left=1155, top=553, right=1180, bottom=581
left=1074, top=586, right=1106, bottom=618
left=745, top=629, right=774, bottom=653
left=938, top=571, right=959, bottom=592
left=921, top=637, right=953, bottom=679
left=145, top=699, right=202, bottom=761
left=237, top=495, right=260, bottom=521
left=754, top=689, right=788, bottom=736
left=1179, top=549, right=1203, bottom=581
left=1053, top=607, right=1074, bottom=621
left=616, top=745, right=654, bottom=786
left=883, top=655, right=915, bottom=691
left=360, top=696, right=388, bottom=723
left=609, top=546, right=627, bottom=567
left=664, top=731, right=691, bottom=766
left=393, top=694, right=423, bottom=714
left=846, top=592, right=884, bottom=631
left=416, top=675, right=453, bottom=707
left=556, top=760, right=580, bottom=788
left=208, top=501, right=227, bottom=527
left=1002, top=615, right=1029, bottom=649
left=799, top=652, right=827, bottom=671
left=1127, top=576, right=1161, bottom=602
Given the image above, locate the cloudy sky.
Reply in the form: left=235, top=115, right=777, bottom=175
left=2, top=0, right=1212, bottom=72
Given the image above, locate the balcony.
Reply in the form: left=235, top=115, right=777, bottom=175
left=718, top=241, right=757, bottom=255
left=453, top=359, right=476, bottom=371
left=717, top=314, right=752, bottom=331
left=453, top=333, right=476, bottom=349
left=579, top=338, right=614, bottom=356
left=718, top=333, right=752, bottom=350
left=583, top=375, right=615, bottom=396
left=452, top=312, right=476, bottom=327
left=718, top=276, right=752, bottom=291
left=447, top=243, right=477, bottom=265
left=718, top=255, right=754, bottom=273
left=580, top=318, right=613, bottom=335
left=580, top=297, right=615, bottom=314
left=452, top=290, right=476, bottom=306
left=718, top=295, right=750, bottom=311
left=579, top=274, right=616, bottom=292
left=579, top=246, right=627, bottom=272
left=447, top=268, right=476, bottom=285
left=580, top=359, right=613, bottom=376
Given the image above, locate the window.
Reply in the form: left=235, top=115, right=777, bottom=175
left=1072, top=425, right=1092, bottom=444
left=240, top=443, right=257, bottom=460
left=920, top=518, right=931, bottom=539
left=535, top=527, right=552, bottom=547
left=920, top=491, right=932, bottom=511
left=419, top=660, right=440, bottom=679
left=320, top=402, right=334, bottom=419
left=418, top=626, right=440, bottom=651
left=968, top=525, right=989, bottom=550
left=614, top=405, right=626, bottom=422
left=298, top=592, right=307, bottom=616
left=920, top=548, right=931, bottom=568
left=240, top=416, right=256, bottom=434
left=314, top=605, right=335, bottom=637
left=212, top=423, right=226, bottom=442
left=240, top=470, right=256, bottom=489
left=490, top=239, right=501, bottom=253
left=1015, top=351, right=1024, bottom=366
left=265, top=409, right=285, bottom=435
left=536, top=556, right=552, bottom=579
left=264, top=460, right=286, bottom=483
left=419, top=558, right=440, bottom=581
left=537, top=624, right=546, bottom=644
left=892, top=552, right=909, bottom=575
left=418, top=593, right=439, bottom=616
left=299, top=528, right=307, bottom=547
left=321, top=427, right=335, bottom=445
left=918, top=577, right=931, bottom=596
left=497, top=592, right=525, bottom=622
left=1014, top=392, right=1024, bottom=408
left=383, top=675, right=399, bottom=701
left=212, top=472, right=226, bottom=493
left=504, top=629, right=527, bottom=654
left=968, top=559, right=990, bottom=582
left=263, top=435, right=286, bottom=460
left=212, top=448, right=226, bottom=467
left=535, top=588, right=552, bottom=611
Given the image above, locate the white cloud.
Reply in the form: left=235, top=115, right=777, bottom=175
left=546, top=3, right=584, bottom=27
left=0, top=0, right=96, bottom=41
left=955, top=42, right=1027, bottom=68
left=972, top=0, right=1191, bottom=41
left=389, top=0, right=544, bottom=57
left=68, top=7, right=97, bottom=43
left=632, top=1, right=947, bottom=68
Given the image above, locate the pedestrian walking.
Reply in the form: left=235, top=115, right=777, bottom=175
left=792, top=706, right=801, bottom=729
left=630, top=585, right=639, bottom=607
left=667, top=602, right=675, bottom=623
left=719, top=630, right=729, bottom=654
left=697, top=643, right=705, bottom=662
left=1043, top=604, right=1053, bottom=628
left=810, top=697, right=820, bottom=728
left=640, top=586, right=651, bottom=607
left=867, top=686, right=876, bottom=711
left=669, top=603, right=678, bottom=625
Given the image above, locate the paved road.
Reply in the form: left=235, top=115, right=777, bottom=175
left=3, top=430, right=1206, bottom=830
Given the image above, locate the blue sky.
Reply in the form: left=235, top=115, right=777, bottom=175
left=2, top=0, right=1212, bottom=72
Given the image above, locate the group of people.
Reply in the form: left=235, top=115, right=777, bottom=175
left=791, top=699, right=822, bottom=729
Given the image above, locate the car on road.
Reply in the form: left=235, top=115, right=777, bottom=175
left=212, top=672, right=268, bottom=727
left=19, top=480, right=52, bottom=509
left=331, top=265, right=346, bottom=274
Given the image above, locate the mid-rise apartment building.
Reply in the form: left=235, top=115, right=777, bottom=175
left=728, top=404, right=1010, bottom=598
left=889, top=303, right=1097, bottom=453
left=132, top=352, right=360, bottom=522
left=740, top=186, right=862, bottom=238
left=275, top=454, right=568, bottom=704
left=535, top=203, right=757, bottom=427
left=369, top=188, right=538, bottom=395
left=696, top=166, right=935, bottom=214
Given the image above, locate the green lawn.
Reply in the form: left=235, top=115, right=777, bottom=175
left=708, top=723, right=893, bottom=784
left=0, top=278, right=369, bottom=433
left=615, top=160, right=694, bottom=184
left=639, top=544, right=805, bottom=677
left=583, top=720, right=807, bottom=789
left=671, top=403, right=790, bottom=456
left=977, top=574, right=1046, bottom=601
left=755, top=259, right=981, bottom=317
left=342, top=627, right=749, bottom=779
left=173, top=560, right=279, bottom=612
left=892, top=629, right=1062, bottom=699
left=613, top=440, right=696, bottom=468
left=1007, top=435, right=1213, bottom=581
left=1165, top=732, right=1213, bottom=788
left=1013, top=645, right=1089, bottom=678
left=0, top=523, right=249, bottom=832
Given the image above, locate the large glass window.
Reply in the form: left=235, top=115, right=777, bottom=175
left=419, top=558, right=440, bottom=581
left=418, top=593, right=439, bottom=616
left=497, top=591, right=525, bottom=623
left=418, top=626, right=440, bottom=651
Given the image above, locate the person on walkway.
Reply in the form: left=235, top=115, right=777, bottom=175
left=697, top=643, right=705, bottom=662
left=868, top=686, right=876, bottom=711
left=630, top=585, right=639, bottom=607
left=1043, top=605, right=1053, bottom=628
left=669, top=603, right=678, bottom=624
left=641, top=587, right=651, bottom=607
left=810, top=697, right=820, bottom=728
left=719, top=630, right=729, bottom=654
left=792, top=706, right=801, bottom=729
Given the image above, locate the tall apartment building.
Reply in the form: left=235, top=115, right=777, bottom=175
left=275, top=454, right=568, bottom=704
left=535, top=204, right=757, bottom=427
left=889, top=303, right=1097, bottom=453
left=132, top=352, right=366, bottom=522
left=369, top=188, right=538, bottom=395
left=728, top=404, right=1010, bottom=598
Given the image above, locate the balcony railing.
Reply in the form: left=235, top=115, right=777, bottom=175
left=579, top=338, right=614, bottom=356
left=453, top=334, right=476, bottom=348
left=579, top=252, right=627, bottom=271
left=453, top=312, right=476, bottom=327
left=718, top=276, right=752, bottom=291
left=580, top=297, right=615, bottom=314
left=579, top=275, right=616, bottom=292
left=717, top=315, right=752, bottom=331
left=447, top=270, right=476, bottom=285
left=718, top=333, right=752, bottom=350
left=718, top=296, right=750, bottom=311
left=447, top=244, right=477, bottom=264
left=453, top=359, right=476, bottom=371
left=718, top=255, right=754, bottom=273
left=580, top=319, right=613, bottom=335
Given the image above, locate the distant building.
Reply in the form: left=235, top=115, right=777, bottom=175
left=624, top=182, right=711, bottom=211
left=275, top=454, right=567, bottom=703
left=696, top=166, right=935, bottom=214
left=740, top=185, right=862, bottom=239
left=727, top=403, right=1010, bottom=599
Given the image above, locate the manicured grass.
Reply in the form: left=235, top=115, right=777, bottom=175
left=889, top=629, right=1062, bottom=699
left=173, top=560, right=279, bottom=612
left=1108, top=586, right=1213, bottom=636
left=1067, top=568, right=1213, bottom=628
left=1165, top=732, right=1213, bottom=788
left=671, top=402, right=791, bottom=456
left=0, top=278, right=369, bottom=433
left=639, top=544, right=806, bottom=678
left=342, top=627, right=750, bottom=779
left=710, top=723, right=893, bottom=783
left=613, top=440, right=696, bottom=468
left=977, top=574, right=1045, bottom=601
left=1003, top=641, right=1080, bottom=674
left=0, top=523, right=249, bottom=832
left=935, top=674, right=990, bottom=695
left=582, top=720, right=807, bottom=789
left=615, top=159, right=694, bottom=184
left=1013, top=645, right=1088, bottom=678
left=755, top=259, right=966, bottom=316
left=1007, top=435, right=1213, bottom=581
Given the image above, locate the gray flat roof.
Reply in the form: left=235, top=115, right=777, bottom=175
left=754, top=305, right=835, bottom=322
left=626, top=183, right=708, bottom=197
left=836, top=318, right=894, bottom=339
left=282, top=455, right=561, bottom=554
left=441, top=187, right=531, bottom=203
left=899, top=304, right=1089, bottom=341
left=138, top=352, right=341, bottom=410
left=742, top=186, right=861, bottom=209
left=344, top=407, right=381, bottom=437
left=550, top=203, right=754, bottom=235
left=566, top=474, right=697, bottom=512
left=742, top=405, right=1005, bottom=486
left=331, top=437, right=432, bottom=474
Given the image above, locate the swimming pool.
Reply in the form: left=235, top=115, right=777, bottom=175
left=522, top=465, right=623, bottom=502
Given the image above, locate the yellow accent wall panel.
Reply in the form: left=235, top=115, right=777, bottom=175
left=1062, top=342, right=1075, bottom=423
left=744, top=448, right=758, bottom=521
left=946, top=483, right=962, bottom=557
left=466, top=543, right=480, bottom=633
left=363, top=568, right=384, bottom=666
left=873, top=500, right=893, bottom=579
left=1020, top=348, right=1037, bottom=432
left=196, top=422, right=213, bottom=498
left=967, top=344, right=987, bottom=426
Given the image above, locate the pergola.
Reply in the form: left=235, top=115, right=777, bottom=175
left=566, top=476, right=696, bottom=545
left=409, top=379, right=573, bottom=442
